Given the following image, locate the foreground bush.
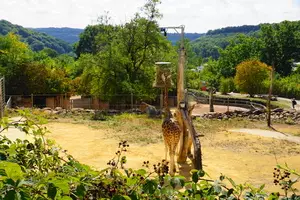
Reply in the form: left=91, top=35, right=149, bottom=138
left=0, top=110, right=299, bottom=199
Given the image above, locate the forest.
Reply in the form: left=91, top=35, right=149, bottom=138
left=1, top=2, right=300, bottom=100
left=0, top=20, right=73, bottom=54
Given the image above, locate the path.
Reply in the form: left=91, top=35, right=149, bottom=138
left=0, top=116, right=34, bottom=142
left=277, top=97, right=300, bottom=110
left=229, top=128, right=300, bottom=144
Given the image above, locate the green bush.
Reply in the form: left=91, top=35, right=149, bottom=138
left=220, top=77, right=235, bottom=94
left=273, top=74, right=300, bottom=99
left=0, top=110, right=299, bottom=199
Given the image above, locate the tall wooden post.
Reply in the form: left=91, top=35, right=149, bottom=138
left=177, top=26, right=189, bottom=163
left=267, top=64, right=274, bottom=127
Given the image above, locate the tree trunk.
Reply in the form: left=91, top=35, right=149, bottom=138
left=209, top=88, right=214, bottom=112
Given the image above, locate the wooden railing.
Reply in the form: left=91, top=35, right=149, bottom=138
left=188, top=91, right=266, bottom=110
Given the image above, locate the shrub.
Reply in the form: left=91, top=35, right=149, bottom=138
left=234, top=60, right=271, bottom=97
left=273, top=74, right=300, bottom=99
left=220, top=77, right=235, bottom=94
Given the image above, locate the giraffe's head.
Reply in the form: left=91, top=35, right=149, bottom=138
left=162, top=107, right=172, bottom=119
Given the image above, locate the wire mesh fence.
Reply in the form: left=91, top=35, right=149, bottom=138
left=5, top=93, right=179, bottom=111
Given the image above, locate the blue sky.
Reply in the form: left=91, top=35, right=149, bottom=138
left=0, top=0, right=300, bottom=32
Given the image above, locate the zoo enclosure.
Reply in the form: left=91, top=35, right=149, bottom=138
left=6, top=92, right=267, bottom=111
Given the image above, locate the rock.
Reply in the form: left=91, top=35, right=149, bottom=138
left=52, top=110, right=60, bottom=115
left=252, top=109, right=264, bottom=115
left=272, top=108, right=283, bottom=113
left=44, top=110, right=52, bottom=114
left=42, top=107, right=52, bottom=111
left=55, top=107, right=63, bottom=111
left=71, top=108, right=85, bottom=112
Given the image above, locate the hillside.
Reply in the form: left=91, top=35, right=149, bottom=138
left=33, top=27, right=83, bottom=44
left=206, top=24, right=260, bottom=35
left=191, top=24, right=263, bottom=59
left=166, top=33, right=204, bottom=44
left=33, top=27, right=204, bottom=45
left=0, top=20, right=73, bottom=54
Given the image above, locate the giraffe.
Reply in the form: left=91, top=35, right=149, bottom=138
left=161, top=73, right=181, bottom=176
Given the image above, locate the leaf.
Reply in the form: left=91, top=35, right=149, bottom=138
left=170, top=176, right=185, bottom=188
left=213, top=184, right=222, bottom=194
left=197, top=170, right=205, bottom=177
left=142, top=179, right=157, bottom=195
left=0, top=169, right=7, bottom=176
left=60, top=197, right=72, bottom=200
left=195, top=194, right=201, bottom=200
left=129, top=191, right=138, bottom=200
left=50, top=179, right=70, bottom=194
left=112, top=195, right=131, bottom=200
left=259, top=184, right=265, bottom=191
left=4, top=190, right=16, bottom=200
left=0, top=161, right=23, bottom=181
left=135, top=169, right=147, bottom=176
left=47, top=183, right=57, bottom=200
left=75, top=184, right=86, bottom=199
left=227, top=188, right=234, bottom=197
left=20, top=190, right=31, bottom=200
left=192, top=171, right=199, bottom=183
left=227, top=177, right=237, bottom=188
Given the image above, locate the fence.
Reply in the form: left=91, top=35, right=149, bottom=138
left=5, top=94, right=177, bottom=111
left=188, top=92, right=266, bottom=110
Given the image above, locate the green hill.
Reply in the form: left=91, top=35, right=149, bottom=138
left=33, top=27, right=83, bottom=44
left=191, top=24, right=262, bottom=59
left=0, top=20, right=73, bottom=54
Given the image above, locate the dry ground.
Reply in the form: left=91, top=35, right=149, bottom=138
left=44, top=113, right=300, bottom=194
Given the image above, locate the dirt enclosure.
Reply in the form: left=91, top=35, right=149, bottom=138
left=45, top=111, right=300, bottom=194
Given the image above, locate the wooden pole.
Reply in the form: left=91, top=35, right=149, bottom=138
left=267, top=64, right=274, bottom=127
left=177, top=26, right=190, bottom=163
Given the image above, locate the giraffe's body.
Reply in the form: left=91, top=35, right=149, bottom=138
left=162, top=111, right=181, bottom=176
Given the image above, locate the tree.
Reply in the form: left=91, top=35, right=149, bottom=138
left=261, top=21, right=300, bottom=76
left=220, top=77, right=234, bottom=95
left=218, top=34, right=263, bottom=77
left=78, top=0, right=175, bottom=101
left=200, top=59, right=220, bottom=112
left=234, top=60, right=271, bottom=97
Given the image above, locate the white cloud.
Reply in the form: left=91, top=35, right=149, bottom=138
left=0, top=0, right=299, bottom=32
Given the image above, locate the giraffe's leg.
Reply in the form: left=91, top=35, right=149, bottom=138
left=175, top=144, right=179, bottom=156
left=169, top=149, right=175, bottom=176
left=187, top=135, right=193, bottom=157
left=164, top=140, right=168, bottom=161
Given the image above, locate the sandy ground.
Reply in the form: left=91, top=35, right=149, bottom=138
left=2, top=113, right=300, bottom=194
left=229, top=128, right=300, bottom=144
left=45, top=122, right=300, bottom=193
left=192, top=104, right=248, bottom=115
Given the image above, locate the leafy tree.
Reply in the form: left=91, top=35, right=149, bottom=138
left=234, top=60, right=271, bottom=97
left=78, top=0, right=175, bottom=102
left=260, top=21, right=300, bottom=76
left=200, top=59, right=220, bottom=111
left=218, top=34, right=263, bottom=77
left=220, top=77, right=235, bottom=95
